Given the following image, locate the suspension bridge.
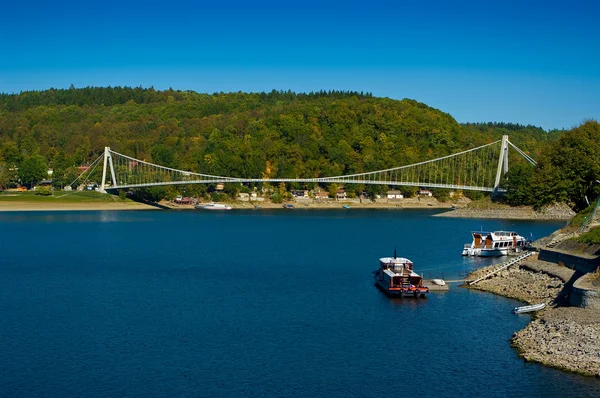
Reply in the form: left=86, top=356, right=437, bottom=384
left=74, top=135, right=536, bottom=193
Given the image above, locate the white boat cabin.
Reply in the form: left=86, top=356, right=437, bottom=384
left=463, top=230, right=529, bottom=256
left=378, top=257, right=423, bottom=287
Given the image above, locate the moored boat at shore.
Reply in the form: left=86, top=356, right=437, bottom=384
left=195, top=202, right=232, bottom=210
left=512, top=302, right=546, bottom=314
left=373, top=255, right=429, bottom=298
left=462, top=230, right=529, bottom=257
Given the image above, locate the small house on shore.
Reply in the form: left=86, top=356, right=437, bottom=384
left=387, top=190, right=404, bottom=199
left=174, top=196, right=194, bottom=205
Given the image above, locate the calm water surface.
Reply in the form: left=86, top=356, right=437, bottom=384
left=1, top=209, right=599, bottom=397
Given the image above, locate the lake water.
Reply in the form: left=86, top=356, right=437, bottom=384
left=1, top=209, right=599, bottom=397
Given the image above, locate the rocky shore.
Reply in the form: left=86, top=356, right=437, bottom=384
left=467, top=254, right=600, bottom=376
left=436, top=202, right=575, bottom=220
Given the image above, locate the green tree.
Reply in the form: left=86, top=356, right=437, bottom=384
left=365, top=184, right=386, bottom=200
left=399, top=186, right=418, bottom=198
left=431, top=188, right=451, bottom=202
left=0, top=141, right=22, bottom=167
left=151, top=145, right=177, bottom=168
left=502, top=163, right=534, bottom=205
left=19, top=155, right=48, bottom=188
left=0, top=162, right=12, bottom=189
left=328, top=183, right=339, bottom=199
left=530, top=121, right=600, bottom=210
left=270, top=192, right=283, bottom=203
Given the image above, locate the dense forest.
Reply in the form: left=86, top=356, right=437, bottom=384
left=0, top=86, right=597, bottom=209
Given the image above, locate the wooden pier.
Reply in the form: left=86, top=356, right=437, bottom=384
left=424, top=280, right=450, bottom=291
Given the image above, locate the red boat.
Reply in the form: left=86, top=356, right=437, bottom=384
left=373, top=256, right=429, bottom=298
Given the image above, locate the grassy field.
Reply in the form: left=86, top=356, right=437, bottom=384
left=0, top=190, right=126, bottom=203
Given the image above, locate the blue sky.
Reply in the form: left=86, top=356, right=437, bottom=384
left=1, top=0, right=599, bottom=130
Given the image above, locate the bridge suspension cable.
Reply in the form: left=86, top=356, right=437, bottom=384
left=86, top=135, right=536, bottom=193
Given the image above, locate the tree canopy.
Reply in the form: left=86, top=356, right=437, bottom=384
left=18, top=155, right=48, bottom=187
left=0, top=86, right=581, bottom=204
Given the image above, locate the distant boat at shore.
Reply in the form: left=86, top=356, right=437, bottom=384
left=342, top=204, right=351, bottom=209
left=283, top=204, right=295, bottom=209
left=195, top=202, right=232, bottom=210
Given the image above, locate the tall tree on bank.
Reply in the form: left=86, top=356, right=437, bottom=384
left=502, top=163, right=535, bottom=206
left=18, top=155, right=48, bottom=188
left=530, top=121, right=600, bottom=210
left=0, top=162, right=12, bottom=189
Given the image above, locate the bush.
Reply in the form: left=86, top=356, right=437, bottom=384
left=431, top=188, right=450, bottom=202
left=210, top=192, right=228, bottom=202
left=35, top=186, right=52, bottom=196
left=270, top=193, right=283, bottom=203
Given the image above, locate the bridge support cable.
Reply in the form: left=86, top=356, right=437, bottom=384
left=102, top=138, right=539, bottom=193
left=67, top=152, right=104, bottom=190
left=507, top=140, right=537, bottom=166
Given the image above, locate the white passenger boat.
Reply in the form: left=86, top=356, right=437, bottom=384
left=195, top=202, right=232, bottom=210
left=512, top=302, right=546, bottom=314
left=462, top=230, right=529, bottom=257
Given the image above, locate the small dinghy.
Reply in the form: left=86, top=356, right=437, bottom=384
left=431, top=279, right=446, bottom=286
left=512, top=302, right=546, bottom=314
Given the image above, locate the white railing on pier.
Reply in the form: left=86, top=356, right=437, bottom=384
left=469, top=251, right=534, bottom=285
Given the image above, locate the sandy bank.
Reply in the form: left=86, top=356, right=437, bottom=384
left=164, top=196, right=457, bottom=210
left=0, top=201, right=156, bottom=211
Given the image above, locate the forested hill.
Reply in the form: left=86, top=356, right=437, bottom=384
left=0, top=87, right=554, bottom=191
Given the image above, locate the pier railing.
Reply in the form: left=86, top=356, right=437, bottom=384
left=469, top=251, right=534, bottom=285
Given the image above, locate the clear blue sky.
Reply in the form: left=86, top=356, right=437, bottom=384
left=1, top=0, right=599, bottom=130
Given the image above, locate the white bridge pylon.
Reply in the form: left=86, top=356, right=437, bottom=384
left=98, top=135, right=535, bottom=193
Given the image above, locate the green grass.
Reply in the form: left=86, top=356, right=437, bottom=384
left=0, top=191, right=127, bottom=203
left=577, top=227, right=600, bottom=244
left=569, top=203, right=596, bottom=228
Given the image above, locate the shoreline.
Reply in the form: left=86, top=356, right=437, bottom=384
left=466, top=254, right=600, bottom=377
left=0, top=195, right=576, bottom=221
left=0, top=201, right=157, bottom=212
left=435, top=203, right=575, bottom=221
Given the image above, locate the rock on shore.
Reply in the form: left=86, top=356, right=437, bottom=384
left=467, top=256, right=572, bottom=306
left=512, top=308, right=600, bottom=376
left=436, top=202, right=575, bottom=220
left=467, top=255, right=600, bottom=377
